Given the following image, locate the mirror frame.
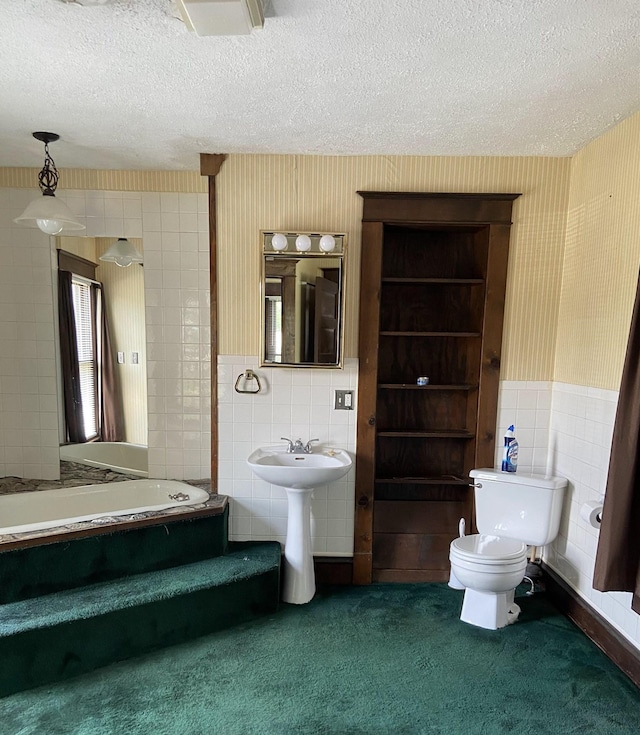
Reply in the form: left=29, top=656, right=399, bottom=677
left=260, top=231, right=347, bottom=369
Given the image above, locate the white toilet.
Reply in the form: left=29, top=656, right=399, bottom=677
left=449, top=468, right=567, bottom=630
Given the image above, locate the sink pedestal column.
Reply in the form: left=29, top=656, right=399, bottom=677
left=282, top=488, right=315, bottom=604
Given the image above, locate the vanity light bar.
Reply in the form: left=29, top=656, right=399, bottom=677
left=264, top=232, right=345, bottom=254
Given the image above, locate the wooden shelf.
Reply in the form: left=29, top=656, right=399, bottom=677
left=378, top=383, right=477, bottom=391
left=354, top=194, right=517, bottom=584
left=377, top=430, right=474, bottom=439
left=375, top=477, right=469, bottom=486
left=379, top=331, right=481, bottom=338
left=382, top=277, right=484, bottom=285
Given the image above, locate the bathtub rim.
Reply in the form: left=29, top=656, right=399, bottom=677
left=0, top=480, right=210, bottom=536
left=59, top=442, right=149, bottom=478
left=0, top=494, right=227, bottom=553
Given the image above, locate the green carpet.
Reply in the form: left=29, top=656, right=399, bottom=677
left=0, top=544, right=279, bottom=635
left=1, top=584, right=639, bottom=735
left=0, top=543, right=281, bottom=697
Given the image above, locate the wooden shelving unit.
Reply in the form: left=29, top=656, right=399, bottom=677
left=353, top=192, right=520, bottom=584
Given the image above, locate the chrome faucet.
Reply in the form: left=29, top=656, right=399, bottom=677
left=281, top=437, right=319, bottom=454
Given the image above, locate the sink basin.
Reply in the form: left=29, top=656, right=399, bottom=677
left=247, top=446, right=352, bottom=489
left=247, top=445, right=352, bottom=604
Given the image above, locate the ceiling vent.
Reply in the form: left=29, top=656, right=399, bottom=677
left=175, top=0, right=266, bottom=36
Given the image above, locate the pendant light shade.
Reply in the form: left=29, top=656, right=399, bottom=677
left=13, top=132, right=85, bottom=235
left=14, top=191, right=85, bottom=235
left=99, top=238, right=143, bottom=267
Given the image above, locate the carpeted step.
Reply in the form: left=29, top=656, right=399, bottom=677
left=0, top=541, right=281, bottom=698
left=0, top=506, right=230, bottom=604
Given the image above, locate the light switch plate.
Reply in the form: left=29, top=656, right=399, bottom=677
left=335, top=390, right=354, bottom=410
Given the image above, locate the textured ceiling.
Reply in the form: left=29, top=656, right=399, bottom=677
left=1, top=0, right=639, bottom=170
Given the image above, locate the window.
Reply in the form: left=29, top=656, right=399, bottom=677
left=264, top=294, right=282, bottom=363
left=71, top=277, right=100, bottom=440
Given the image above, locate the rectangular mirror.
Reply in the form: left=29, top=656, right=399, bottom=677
left=260, top=231, right=346, bottom=368
left=56, top=236, right=148, bottom=477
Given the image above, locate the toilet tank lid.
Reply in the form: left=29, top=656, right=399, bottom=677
left=470, top=468, right=567, bottom=490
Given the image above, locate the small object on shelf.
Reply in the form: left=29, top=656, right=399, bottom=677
left=416, top=376, right=430, bottom=386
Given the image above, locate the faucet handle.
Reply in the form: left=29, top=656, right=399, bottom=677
left=280, top=437, right=294, bottom=452
left=304, top=438, right=319, bottom=453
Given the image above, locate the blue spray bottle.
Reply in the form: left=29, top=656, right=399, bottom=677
left=501, top=425, right=518, bottom=473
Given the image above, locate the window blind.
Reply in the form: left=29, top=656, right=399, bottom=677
left=71, top=278, right=98, bottom=440
left=264, top=296, right=282, bottom=362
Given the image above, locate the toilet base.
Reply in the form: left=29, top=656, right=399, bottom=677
left=448, top=568, right=465, bottom=590
left=460, top=588, right=521, bottom=630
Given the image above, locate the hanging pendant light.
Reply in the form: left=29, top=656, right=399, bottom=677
left=13, top=132, right=85, bottom=235
left=99, top=238, right=143, bottom=267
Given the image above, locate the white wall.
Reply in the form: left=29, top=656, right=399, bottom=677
left=497, top=379, right=640, bottom=648
left=0, top=187, right=211, bottom=481
left=546, top=383, right=640, bottom=645
left=219, top=356, right=357, bottom=556
left=0, top=188, right=59, bottom=479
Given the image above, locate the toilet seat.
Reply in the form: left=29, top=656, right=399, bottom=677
left=450, top=556, right=526, bottom=575
left=450, top=534, right=527, bottom=564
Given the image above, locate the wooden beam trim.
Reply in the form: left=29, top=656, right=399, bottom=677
left=200, top=153, right=228, bottom=177
left=200, top=153, right=226, bottom=489
left=357, top=191, right=521, bottom=225
left=357, top=192, right=521, bottom=201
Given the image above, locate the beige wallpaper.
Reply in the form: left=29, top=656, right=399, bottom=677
left=96, top=238, right=148, bottom=445
left=0, top=168, right=206, bottom=193
left=216, top=154, right=572, bottom=380
left=2, top=153, right=575, bottom=382
left=554, top=112, right=640, bottom=390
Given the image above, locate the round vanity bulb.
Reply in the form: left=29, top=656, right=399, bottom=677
left=295, top=234, right=311, bottom=252
left=36, top=218, right=64, bottom=235
left=271, top=233, right=288, bottom=251
left=319, top=235, right=336, bottom=252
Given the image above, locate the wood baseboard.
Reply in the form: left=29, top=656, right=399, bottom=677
left=542, top=563, right=640, bottom=689
left=314, top=557, right=354, bottom=585
left=373, top=569, right=449, bottom=583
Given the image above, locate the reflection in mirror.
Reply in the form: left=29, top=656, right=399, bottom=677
left=56, top=236, right=148, bottom=477
left=261, top=232, right=346, bottom=368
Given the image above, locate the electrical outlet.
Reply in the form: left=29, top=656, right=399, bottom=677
left=131, top=352, right=139, bottom=364
left=117, top=352, right=125, bottom=364
left=335, top=390, right=354, bottom=410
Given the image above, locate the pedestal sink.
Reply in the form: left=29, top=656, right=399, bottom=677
left=247, top=446, right=352, bottom=604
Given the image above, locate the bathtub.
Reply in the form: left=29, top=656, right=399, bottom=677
left=60, top=442, right=148, bottom=478
left=0, top=480, right=209, bottom=536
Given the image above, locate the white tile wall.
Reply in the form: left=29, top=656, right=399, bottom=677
left=0, top=186, right=211, bottom=481
left=137, top=190, right=211, bottom=480
left=219, top=356, right=357, bottom=556
left=0, top=188, right=59, bottom=479
left=495, top=380, right=553, bottom=472
left=493, top=380, right=639, bottom=648
left=545, top=382, right=640, bottom=647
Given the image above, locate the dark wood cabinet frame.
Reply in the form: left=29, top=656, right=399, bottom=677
left=200, top=153, right=227, bottom=489
left=353, top=192, right=520, bottom=585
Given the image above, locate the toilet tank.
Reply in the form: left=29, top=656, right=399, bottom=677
left=470, top=468, right=567, bottom=546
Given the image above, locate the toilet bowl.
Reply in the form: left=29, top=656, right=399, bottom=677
left=449, top=535, right=528, bottom=629
left=449, top=468, right=567, bottom=631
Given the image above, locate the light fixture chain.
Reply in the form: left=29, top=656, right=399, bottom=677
left=38, top=142, right=59, bottom=195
